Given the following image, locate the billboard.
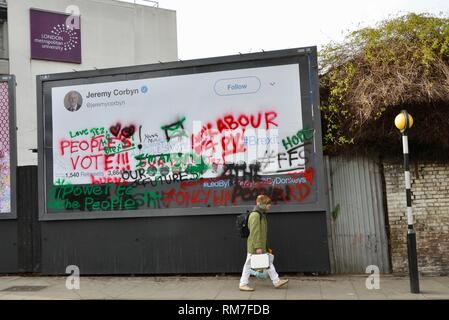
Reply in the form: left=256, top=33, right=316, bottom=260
left=30, top=8, right=81, bottom=64
left=38, top=48, right=326, bottom=220
left=0, top=76, right=17, bottom=219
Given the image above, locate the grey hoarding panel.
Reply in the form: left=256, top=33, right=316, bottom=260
left=0, top=221, right=18, bottom=273
left=40, top=212, right=330, bottom=275
left=37, top=47, right=326, bottom=220
left=17, top=166, right=41, bottom=273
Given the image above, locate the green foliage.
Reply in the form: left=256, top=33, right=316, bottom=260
left=331, top=203, right=340, bottom=220
left=319, top=13, right=449, bottom=154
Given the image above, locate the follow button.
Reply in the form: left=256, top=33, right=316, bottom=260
left=214, top=76, right=261, bottom=96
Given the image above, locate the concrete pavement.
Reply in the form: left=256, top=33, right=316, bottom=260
left=0, top=274, right=448, bottom=300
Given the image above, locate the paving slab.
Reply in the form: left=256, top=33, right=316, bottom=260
left=214, top=280, right=253, bottom=300
left=285, top=280, right=322, bottom=300
left=319, top=279, right=358, bottom=300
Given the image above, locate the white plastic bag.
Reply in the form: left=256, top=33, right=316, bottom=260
left=250, top=253, right=270, bottom=269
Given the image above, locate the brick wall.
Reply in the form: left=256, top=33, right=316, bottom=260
left=383, top=161, right=449, bottom=275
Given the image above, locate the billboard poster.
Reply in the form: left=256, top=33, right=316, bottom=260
left=39, top=49, right=325, bottom=219
left=0, top=81, right=11, bottom=214
left=30, top=8, right=81, bottom=64
left=52, top=64, right=307, bottom=183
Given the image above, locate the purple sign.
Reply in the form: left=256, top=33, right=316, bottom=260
left=30, top=8, right=81, bottom=64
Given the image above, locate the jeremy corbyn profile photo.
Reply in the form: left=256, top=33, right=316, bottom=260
left=64, top=90, right=83, bottom=112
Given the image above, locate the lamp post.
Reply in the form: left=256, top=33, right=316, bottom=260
left=394, top=110, right=420, bottom=293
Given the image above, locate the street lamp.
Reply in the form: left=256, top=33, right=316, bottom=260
left=394, top=110, right=420, bottom=293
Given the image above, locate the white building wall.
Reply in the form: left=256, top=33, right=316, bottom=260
left=8, top=0, right=177, bottom=165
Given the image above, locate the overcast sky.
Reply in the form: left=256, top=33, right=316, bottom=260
left=119, top=0, right=449, bottom=60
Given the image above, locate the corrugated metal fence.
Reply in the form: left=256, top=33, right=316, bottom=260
left=325, top=155, right=391, bottom=273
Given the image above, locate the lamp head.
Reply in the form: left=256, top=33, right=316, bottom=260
left=395, top=110, right=413, bottom=132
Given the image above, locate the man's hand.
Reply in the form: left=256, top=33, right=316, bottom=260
left=256, top=248, right=263, bottom=254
